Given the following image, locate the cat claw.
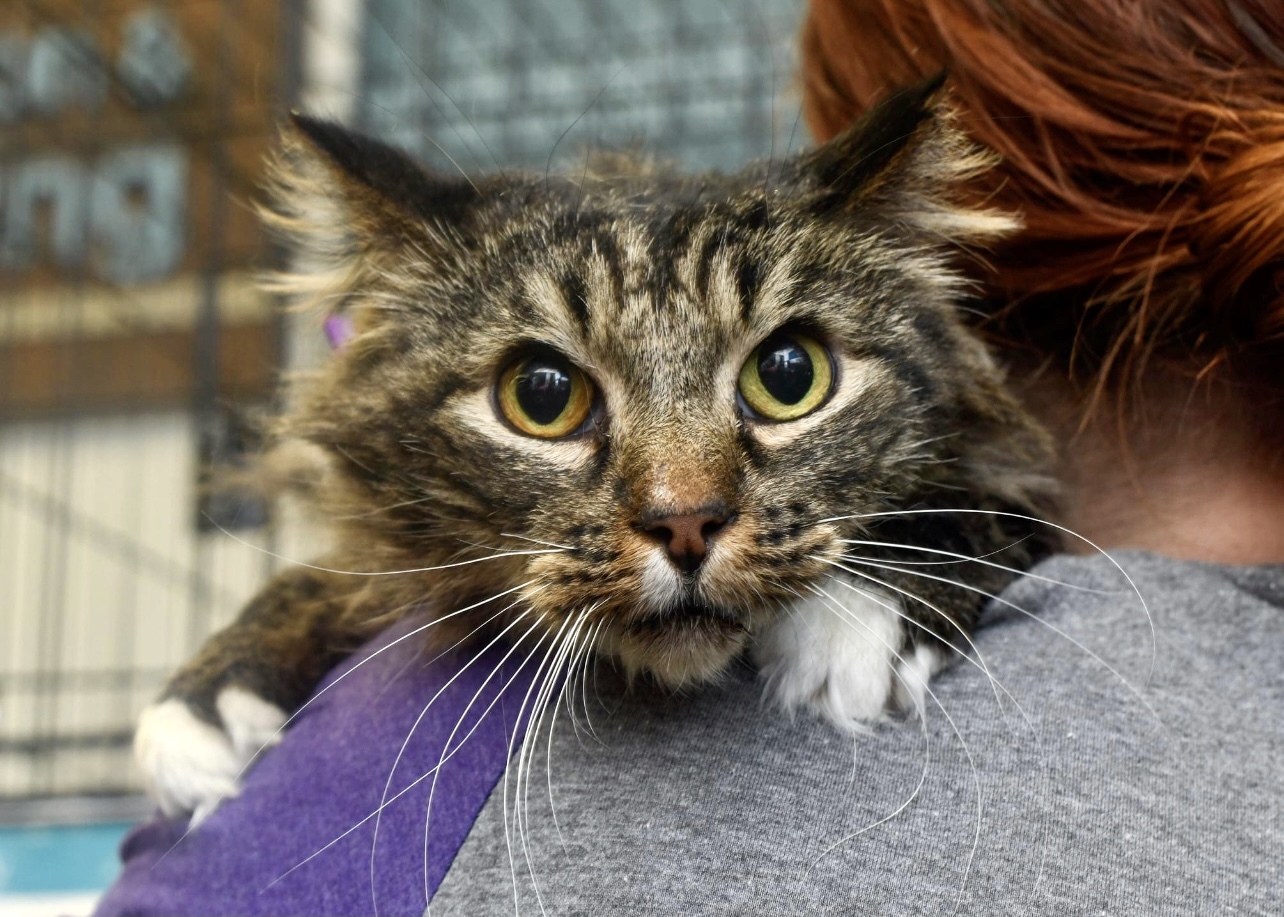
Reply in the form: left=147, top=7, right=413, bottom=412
left=134, top=687, right=287, bottom=825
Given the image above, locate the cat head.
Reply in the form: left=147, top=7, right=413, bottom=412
left=262, top=79, right=1052, bottom=685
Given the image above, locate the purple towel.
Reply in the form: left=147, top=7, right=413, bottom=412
left=96, top=614, right=541, bottom=916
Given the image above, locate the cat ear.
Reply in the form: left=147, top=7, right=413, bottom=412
left=285, top=114, right=479, bottom=233
left=259, top=115, right=480, bottom=333
left=798, top=74, right=1016, bottom=244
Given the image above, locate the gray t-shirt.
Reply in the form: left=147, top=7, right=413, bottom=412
left=430, top=551, right=1284, bottom=915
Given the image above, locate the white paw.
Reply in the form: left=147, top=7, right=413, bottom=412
left=755, top=575, right=946, bottom=731
left=134, top=687, right=288, bottom=826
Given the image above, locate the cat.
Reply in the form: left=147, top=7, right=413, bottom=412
left=134, top=78, right=1056, bottom=822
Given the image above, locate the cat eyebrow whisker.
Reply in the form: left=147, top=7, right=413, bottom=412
left=802, top=581, right=981, bottom=907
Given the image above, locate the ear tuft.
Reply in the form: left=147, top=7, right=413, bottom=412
left=803, top=73, right=946, bottom=197
left=287, top=114, right=478, bottom=223
left=256, top=116, right=482, bottom=328
left=800, top=74, right=1017, bottom=245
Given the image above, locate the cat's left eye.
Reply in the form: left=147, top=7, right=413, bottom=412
left=497, top=351, right=595, bottom=438
left=738, top=330, right=834, bottom=421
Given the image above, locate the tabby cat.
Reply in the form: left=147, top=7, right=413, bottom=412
left=135, top=80, right=1055, bottom=821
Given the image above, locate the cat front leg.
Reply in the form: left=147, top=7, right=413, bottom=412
left=135, top=565, right=359, bottom=824
left=754, top=576, right=949, bottom=731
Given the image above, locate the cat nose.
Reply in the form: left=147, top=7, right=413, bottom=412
left=639, top=507, right=732, bottom=574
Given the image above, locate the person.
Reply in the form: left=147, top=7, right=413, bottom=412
left=97, top=1, right=1284, bottom=914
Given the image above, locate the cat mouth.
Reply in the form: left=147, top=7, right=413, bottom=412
left=628, top=599, right=746, bottom=634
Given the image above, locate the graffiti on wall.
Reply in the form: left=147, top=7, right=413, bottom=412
left=0, top=8, right=191, bottom=284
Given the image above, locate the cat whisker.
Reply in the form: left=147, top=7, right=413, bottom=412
left=165, top=583, right=545, bottom=871
left=836, top=537, right=1116, bottom=593
left=570, top=619, right=608, bottom=747
left=804, top=582, right=982, bottom=911
left=545, top=610, right=601, bottom=856
left=834, top=536, right=1032, bottom=567
left=327, top=494, right=440, bottom=521
left=499, top=532, right=578, bottom=552
left=499, top=611, right=586, bottom=917
left=810, top=567, right=1055, bottom=895
left=515, top=612, right=591, bottom=915
left=370, top=602, right=539, bottom=915
left=810, top=558, right=1024, bottom=728
left=417, top=613, right=557, bottom=915
left=267, top=602, right=554, bottom=897
left=817, top=507, right=1156, bottom=685
left=799, top=582, right=933, bottom=829
left=204, top=515, right=562, bottom=577
left=823, top=554, right=1163, bottom=725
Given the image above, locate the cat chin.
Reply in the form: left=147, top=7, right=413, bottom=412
left=607, top=621, right=750, bottom=688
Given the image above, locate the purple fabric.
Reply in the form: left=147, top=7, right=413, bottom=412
left=95, top=615, right=539, bottom=917
left=323, top=314, right=354, bottom=350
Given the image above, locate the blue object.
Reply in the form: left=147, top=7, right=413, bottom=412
left=0, top=821, right=130, bottom=893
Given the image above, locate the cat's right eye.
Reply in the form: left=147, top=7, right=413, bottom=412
left=497, top=351, right=595, bottom=438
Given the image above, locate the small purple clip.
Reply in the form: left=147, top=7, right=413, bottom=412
left=324, top=314, right=354, bottom=350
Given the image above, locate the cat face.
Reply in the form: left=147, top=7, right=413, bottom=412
left=267, top=82, right=1048, bottom=686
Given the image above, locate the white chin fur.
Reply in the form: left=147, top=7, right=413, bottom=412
left=754, top=576, right=947, bottom=732
left=134, top=687, right=287, bottom=826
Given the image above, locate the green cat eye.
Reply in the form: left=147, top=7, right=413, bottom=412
left=738, top=331, right=833, bottom=421
left=498, top=352, right=595, bottom=438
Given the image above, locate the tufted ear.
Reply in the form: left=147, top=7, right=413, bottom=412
left=797, top=74, right=1016, bottom=244
left=286, top=114, right=479, bottom=233
left=259, top=116, right=482, bottom=337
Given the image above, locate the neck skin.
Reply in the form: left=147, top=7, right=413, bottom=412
left=1012, top=358, right=1284, bottom=566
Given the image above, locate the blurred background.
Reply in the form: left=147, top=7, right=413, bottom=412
left=0, top=0, right=803, bottom=910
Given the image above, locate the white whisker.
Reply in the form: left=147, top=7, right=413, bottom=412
left=266, top=607, right=554, bottom=895
left=500, top=611, right=583, bottom=917
left=837, top=537, right=1116, bottom=593
left=823, top=555, right=1163, bottom=725
left=814, top=559, right=1017, bottom=722
left=805, top=582, right=981, bottom=914
left=515, top=612, right=588, bottom=917
left=801, top=585, right=932, bottom=859
left=203, top=515, right=564, bottom=577
left=500, top=532, right=578, bottom=551
left=419, top=614, right=553, bottom=914
left=370, top=602, right=535, bottom=915
left=815, top=507, right=1156, bottom=685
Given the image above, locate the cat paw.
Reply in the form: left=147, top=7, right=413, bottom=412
left=755, top=577, right=946, bottom=731
left=134, top=687, right=288, bottom=826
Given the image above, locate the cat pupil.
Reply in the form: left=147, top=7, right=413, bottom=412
left=517, top=359, right=573, bottom=425
left=757, top=337, right=814, bottom=405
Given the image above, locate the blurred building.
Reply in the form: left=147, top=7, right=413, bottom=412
left=0, top=0, right=802, bottom=812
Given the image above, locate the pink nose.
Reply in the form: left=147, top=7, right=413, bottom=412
left=640, top=509, right=731, bottom=574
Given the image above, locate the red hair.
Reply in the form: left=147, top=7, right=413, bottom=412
left=802, top=0, right=1284, bottom=400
